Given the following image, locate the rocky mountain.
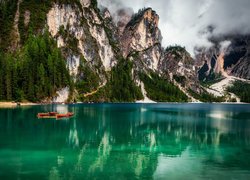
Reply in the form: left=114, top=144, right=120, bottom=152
left=197, top=35, right=250, bottom=81
left=195, top=34, right=250, bottom=102
left=229, top=36, right=250, bottom=79
left=0, top=0, right=250, bottom=103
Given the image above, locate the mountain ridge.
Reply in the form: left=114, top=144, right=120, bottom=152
left=0, top=0, right=250, bottom=103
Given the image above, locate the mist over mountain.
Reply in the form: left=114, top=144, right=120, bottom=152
left=0, top=0, right=250, bottom=104
left=98, top=0, right=250, bottom=55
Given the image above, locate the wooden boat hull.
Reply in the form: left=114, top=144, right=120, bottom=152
left=56, top=113, right=74, bottom=119
left=37, top=112, right=73, bottom=119
left=37, top=112, right=58, bottom=118
left=37, top=116, right=57, bottom=119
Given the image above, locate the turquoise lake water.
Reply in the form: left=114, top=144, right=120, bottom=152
left=0, top=103, right=250, bottom=179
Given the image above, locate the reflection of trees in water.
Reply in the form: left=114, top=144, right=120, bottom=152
left=58, top=105, right=250, bottom=178
left=0, top=106, right=71, bottom=149
left=68, top=118, right=79, bottom=149
left=1, top=105, right=250, bottom=178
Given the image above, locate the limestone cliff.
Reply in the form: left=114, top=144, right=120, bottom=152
left=120, top=8, right=198, bottom=101
left=2, top=0, right=249, bottom=103
left=121, top=8, right=162, bottom=59
left=47, top=0, right=118, bottom=101
left=47, top=1, right=116, bottom=77
left=197, top=35, right=250, bottom=80
left=229, top=36, right=250, bottom=79
left=159, top=46, right=198, bottom=88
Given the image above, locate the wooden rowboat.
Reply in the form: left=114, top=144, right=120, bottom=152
left=37, top=112, right=58, bottom=118
left=37, top=112, right=74, bottom=119
left=56, top=112, right=74, bottom=119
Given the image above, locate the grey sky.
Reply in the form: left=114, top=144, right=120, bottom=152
left=98, top=0, right=250, bottom=55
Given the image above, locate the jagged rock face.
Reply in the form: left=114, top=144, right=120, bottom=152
left=10, top=0, right=22, bottom=51
left=196, top=46, right=225, bottom=81
left=231, top=54, right=250, bottom=79
left=88, top=22, right=116, bottom=71
left=102, top=8, right=111, bottom=19
left=227, top=36, right=250, bottom=79
left=197, top=35, right=250, bottom=80
left=198, top=61, right=209, bottom=81
left=47, top=2, right=117, bottom=79
left=160, top=47, right=194, bottom=76
left=230, top=38, right=250, bottom=79
left=121, top=8, right=162, bottom=58
left=159, top=46, right=197, bottom=88
left=67, top=55, right=80, bottom=78
left=224, top=37, right=248, bottom=70
left=47, top=4, right=80, bottom=37
left=53, top=87, right=70, bottom=103
left=132, top=44, right=162, bottom=72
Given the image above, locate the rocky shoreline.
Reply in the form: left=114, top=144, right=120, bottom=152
left=0, top=102, right=38, bottom=108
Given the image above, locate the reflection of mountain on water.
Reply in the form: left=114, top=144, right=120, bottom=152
left=63, top=104, right=250, bottom=178
left=72, top=104, right=250, bottom=148
left=1, top=104, right=250, bottom=178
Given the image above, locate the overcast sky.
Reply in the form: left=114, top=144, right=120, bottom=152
left=98, top=0, right=250, bottom=55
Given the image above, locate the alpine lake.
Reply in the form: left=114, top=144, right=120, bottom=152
left=0, top=103, right=250, bottom=179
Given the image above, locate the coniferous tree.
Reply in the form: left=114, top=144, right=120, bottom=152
left=5, top=54, right=13, bottom=100
left=0, top=52, right=3, bottom=100
left=0, top=28, right=71, bottom=102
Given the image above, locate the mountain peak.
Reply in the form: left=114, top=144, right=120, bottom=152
left=121, top=7, right=162, bottom=57
left=143, top=8, right=159, bottom=27
left=126, top=7, right=159, bottom=28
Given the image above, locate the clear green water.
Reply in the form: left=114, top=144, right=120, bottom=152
left=0, top=103, right=250, bottom=179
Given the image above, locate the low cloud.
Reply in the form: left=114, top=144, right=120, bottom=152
left=98, top=0, right=250, bottom=55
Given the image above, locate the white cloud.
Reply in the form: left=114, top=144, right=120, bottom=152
left=98, top=0, right=250, bottom=55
